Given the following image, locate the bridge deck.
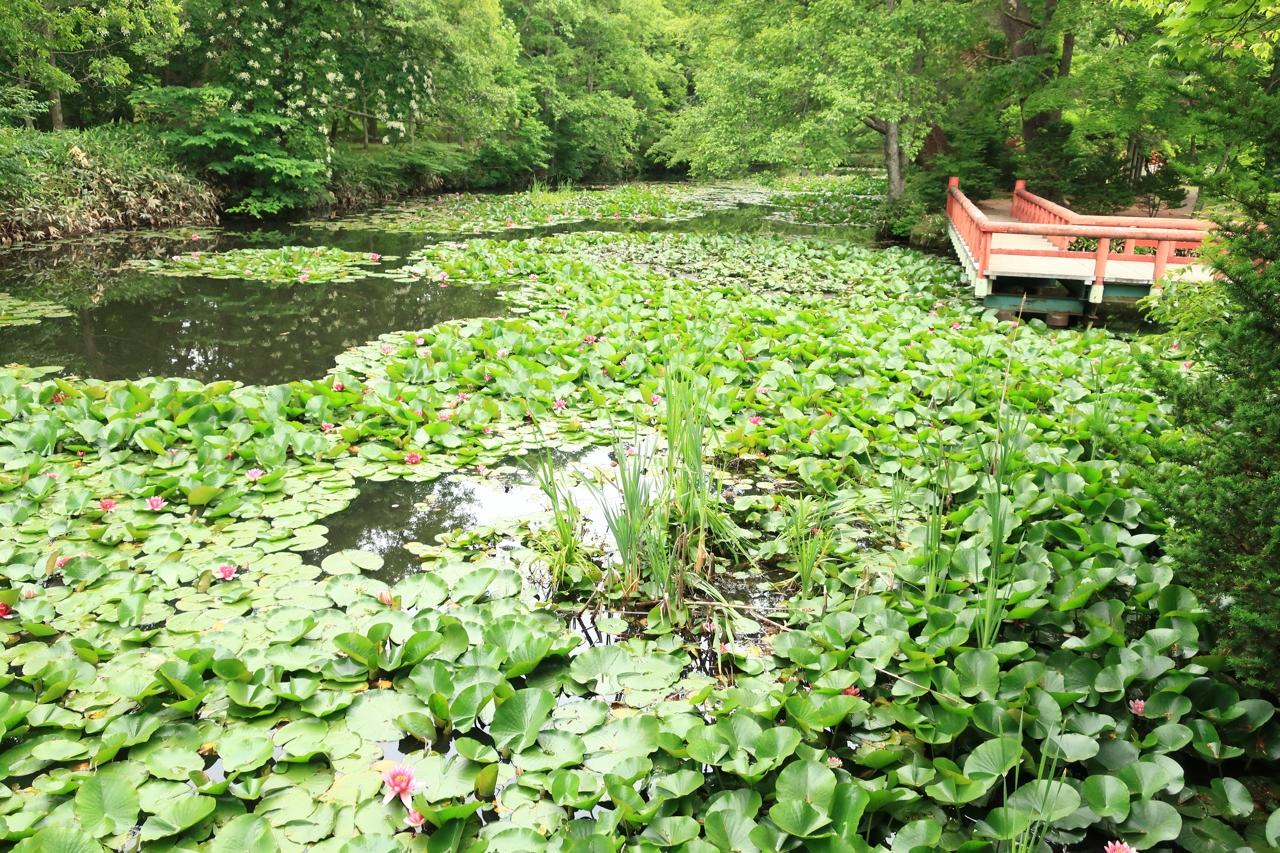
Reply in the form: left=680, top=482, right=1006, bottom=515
left=946, top=179, right=1216, bottom=312
left=982, top=215, right=1213, bottom=284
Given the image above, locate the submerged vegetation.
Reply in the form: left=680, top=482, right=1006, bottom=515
left=126, top=246, right=388, bottom=285
left=1, top=225, right=1277, bottom=852
left=301, top=185, right=713, bottom=236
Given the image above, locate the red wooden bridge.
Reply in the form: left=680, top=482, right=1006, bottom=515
left=946, top=177, right=1213, bottom=315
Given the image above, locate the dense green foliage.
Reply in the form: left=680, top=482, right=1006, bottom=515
left=1145, top=201, right=1280, bottom=694
left=0, top=124, right=217, bottom=244
left=2, top=0, right=1277, bottom=228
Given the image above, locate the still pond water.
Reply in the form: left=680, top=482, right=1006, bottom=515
left=0, top=200, right=874, bottom=386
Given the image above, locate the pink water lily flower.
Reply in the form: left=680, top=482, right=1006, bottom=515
left=298, top=273, right=310, bottom=283
left=437, top=411, right=451, bottom=421
left=748, top=416, right=764, bottom=426
left=553, top=399, right=568, bottom=410
left=415, top=337, right=425, bottom=345
left=99, top=499, right=117, bottom=512
left=333, top=382, right=345, bottom=392
left=482, top=426, right=493, bottom=435
left=457, top=393, right=469, bottom=402
left=1104, top=843, right=1138, bottom=853
left=382, top=763, right=424, bottom=809
left=191, top=234, right=200, bottom=241
left=381, top=345, right=393, bottom=354
left=1182, top=361, right=1192, bottom=369
left=497, top=348, right=508, bottom=358
left=56, top=556, right=71, bottom=568
left=405, top=452, right=422, bottom=465
left=651, top=394, right=661, bottom=405
left=584, top=335, right=598, bottom=344
left=0, top=603, right=12, bottom=619
left=377, top=589, right=394, bottom=606
left=246, top=468, right=265, bottom=482
left=146, top=496, right=167, bottom=511
left=405, top=809, right=426, bottom=830
left=1129, top=698, right=1145, bottom=716
left=438, top=271, right=449, bottom=281
left=951, top=322, right=962, bottom=331
left=216, top=564, right=237, bottom=580
left=370, top=253, right=380, bottom=261
left=321, top=422, right=334, bottom=432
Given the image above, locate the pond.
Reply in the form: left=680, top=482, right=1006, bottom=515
left=0, top=179, right=1270, bottom=853
left=0, top=189, right=876, bottom=386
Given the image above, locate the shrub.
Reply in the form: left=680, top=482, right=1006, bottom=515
left=1142, top=196, right=1280, bottom=692
left=0, top=124, right=217, bottom=244
left=132, top=86, right=330, bottom=217
left=327, top=143, right=471, bottom=209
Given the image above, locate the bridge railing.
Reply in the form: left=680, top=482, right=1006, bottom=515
left=947, top=177, right=1212, bottom=287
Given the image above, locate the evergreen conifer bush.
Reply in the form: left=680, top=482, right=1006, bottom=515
left=1143, top=196, right=1280, bottom=692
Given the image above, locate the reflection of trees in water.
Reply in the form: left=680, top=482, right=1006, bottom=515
left=1, top=246, right=505, bottom=384
left=314, top=477, right=543, bottom=585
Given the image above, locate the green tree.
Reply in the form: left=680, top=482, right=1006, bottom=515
left=657, top=0, right=972, bottom=199
left=0, top=0, right=181, bottom=130
left=137, top=0, right=528, bottom=213
left=506, top=0, right=687, bottom=181
left=1137, top=0, right=1280, bottom=690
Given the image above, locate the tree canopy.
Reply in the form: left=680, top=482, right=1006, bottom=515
left=0, top=0, right=1275, bottom=221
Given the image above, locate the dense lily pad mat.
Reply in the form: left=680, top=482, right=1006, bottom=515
left=300, top=184, right=711, bottom=235
left=123, top=246, right=387, bottom=284
left=0, top=293, right=73, bottom=328
left=761, top=174, right=887, bottom=226
left=1, top=231, right=1279, bottom=853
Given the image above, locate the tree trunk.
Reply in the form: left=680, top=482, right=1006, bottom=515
left=884, top=120, right=905, bottom=201
left=47, top=52, right=64, bottom=131
left=1059, top=32, right=1075, bottom=79
left=362, top=97, right=370, bottom=149
left=999, top=0, right=1067, bottom=144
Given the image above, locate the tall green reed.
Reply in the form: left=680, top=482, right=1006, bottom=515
left=975, top=407, right=1024, bottom=649
left=528, top=444, right=583, bottom=596
left=583, top=434, right=653, bottom=597
left=783, top=495, right=832, bottom=599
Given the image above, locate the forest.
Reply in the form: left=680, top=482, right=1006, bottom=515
left=1, top=2, right=1280, bottom=853
left=0, top=0, right=1272, bottom=225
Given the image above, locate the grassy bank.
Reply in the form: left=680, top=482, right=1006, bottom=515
left=0, top=125, right=219, bottom=245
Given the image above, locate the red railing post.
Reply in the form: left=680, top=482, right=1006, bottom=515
left=1123, top=238, right=1135, bottom=255
left=1153, top=240, right=1171, bottom=283
left=1093, top=238, right=1111, bottom=285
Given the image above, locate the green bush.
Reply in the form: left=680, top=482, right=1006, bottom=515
left=327, top=143, right=471, bottom=208
left=132, top=86, right=330, bottom=217
left=1143, top=196, right=1280, bottom=692
left=0, top=124, right=216, bottom=244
